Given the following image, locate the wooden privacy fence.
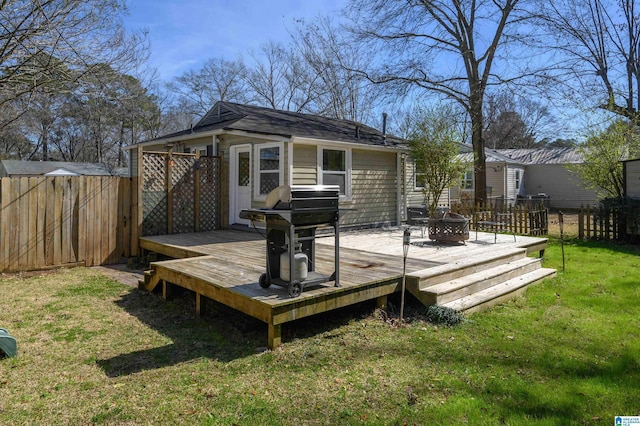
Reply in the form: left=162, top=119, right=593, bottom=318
left=0, top=176, right=131, bottom=273
left=450, top=201, right=549, bottom=236
left=578, top=203, right=640, bottom=241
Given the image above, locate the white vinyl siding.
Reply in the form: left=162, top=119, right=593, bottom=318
left=626, top=160, right=640, bottom=199
left=339, top=149, right=397, bottom=227
left=292, top=145, right=317, bottom=185
left=405, top=157, right=450, bottom=208
left=527, top=164, right=598, bottom=209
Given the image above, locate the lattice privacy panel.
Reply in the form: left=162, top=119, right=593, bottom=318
left=141, top=152, right=221, bottom=236
left=142, top=153, right=167, bottom=236
left=199, top=157, right=221, bottom=231
left=170, top=156, right=195, bottom=234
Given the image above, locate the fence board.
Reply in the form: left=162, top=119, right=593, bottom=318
left=9, top=180, right=20, bottom=271
left=578, top=202, right=640, bottom=241
left=35, top=178, right=46, bottom=267
left=0, top=176, right=132, bottom=273
left=27, top=177, right=38, bottom=269
left=18, top=178, right=30, bottom=270
left=450, top=201, right=548, bottom=236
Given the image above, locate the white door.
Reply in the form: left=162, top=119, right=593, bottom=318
left=230, top=145, right=252, bottom=225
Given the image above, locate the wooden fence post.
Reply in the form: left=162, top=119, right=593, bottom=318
left=194, top=152, right=200, bottom=232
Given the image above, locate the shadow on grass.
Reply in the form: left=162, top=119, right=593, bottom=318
left=97, top=286, right=371, bottom=377
left=97, top=287, right=265, bottom=377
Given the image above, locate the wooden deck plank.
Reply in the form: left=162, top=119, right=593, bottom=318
left=140, top=229, right=548, bottom=349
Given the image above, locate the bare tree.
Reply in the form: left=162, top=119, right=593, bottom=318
left=484, top=91, right=556, bottom=148
left=167, top=58, right=248, bottom=122
left=539, top=0, right=640, bottom=126
left=0, top=0, right=148, bottom=132
left=345, top=0, right=533, bottom=203
left=294, top=17, right=385, bottom=124
left=246, top=41, right=319, bottom=112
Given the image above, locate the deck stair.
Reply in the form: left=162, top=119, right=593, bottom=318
left=139, top=268, right=159, bottom=292
left=406, top=247, right=555, bottom=313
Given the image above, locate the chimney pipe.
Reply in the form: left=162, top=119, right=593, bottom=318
left=382, top=112, right=388, bottom=145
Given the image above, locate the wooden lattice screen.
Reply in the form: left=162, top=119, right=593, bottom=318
left=141, top=151, right=220, bottom=236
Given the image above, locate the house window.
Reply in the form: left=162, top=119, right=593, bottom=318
left=189, top=145, right=209, bottom=157
left=462, top=170, right=473, bottom=189
left=318, top=146, right=351, bottom=198
left=515, top=170, right=521, bottom=190
left=255, top=143, right=283, bottom=197
left=414, top=164, right=427, bottom=190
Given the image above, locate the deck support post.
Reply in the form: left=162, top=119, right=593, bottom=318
left=376, top=295, right=387, bottom=310
left=195, top=293, right=202, bottom=317
left=162, top=280, right=174, bottom=301
left=268, top=323, right=281, bottom=350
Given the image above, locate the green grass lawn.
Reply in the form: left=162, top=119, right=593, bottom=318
left=1, top=238, right=639, bottom=425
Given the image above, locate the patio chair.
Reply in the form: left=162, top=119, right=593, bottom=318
left=474, top=210, right=517, bottom=243
left=406, top=206, right=429, bottom=238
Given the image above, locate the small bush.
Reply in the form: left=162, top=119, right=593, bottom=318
left=424, top=304, right=465, bottom=326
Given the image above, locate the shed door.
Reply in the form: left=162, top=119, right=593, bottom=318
left=230, top=145, right=252, bottom=225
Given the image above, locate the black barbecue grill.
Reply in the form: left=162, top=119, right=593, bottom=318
left=240, top=185, right=340, bottom=297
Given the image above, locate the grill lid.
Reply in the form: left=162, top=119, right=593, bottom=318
left=264, top=185, right=340, bottom=210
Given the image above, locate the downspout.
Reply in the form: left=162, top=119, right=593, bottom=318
left=288, top=138, right=294, bottom=187
left=396, top=153, right=402, bottom=225
left=503, top=162, right=508, bottom=205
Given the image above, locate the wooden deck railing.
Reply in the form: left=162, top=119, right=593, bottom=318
left=450, top=201, right=549, bottom=236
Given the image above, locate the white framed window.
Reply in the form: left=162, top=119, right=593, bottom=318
left=461, top=170, right=473, bottom=189
left=317, top=146, right=351, bottom=199
left=515, top=170, right=521, bottom=190
left=414, top=163, right=427, bottom=190
left=186, top=145, right=209, bottom=157
left=254, top=142, right=284, bottom=199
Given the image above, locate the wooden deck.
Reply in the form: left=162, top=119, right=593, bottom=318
left=139, top=229, right=549, bottom=349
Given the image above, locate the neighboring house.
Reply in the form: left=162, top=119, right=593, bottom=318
left=623, top=158, right=640, bottom=199
left=127, top=101, right=425, bottom=228
left=496, top=148, right=598, bottom=209
left=450, top=147, right=600, bottom=209
left=454, top=147, right=526, bottom=205
left=0, top=160, right=113, bottom=177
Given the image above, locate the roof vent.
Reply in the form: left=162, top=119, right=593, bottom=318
left=355, top=125, right=360, bottom=139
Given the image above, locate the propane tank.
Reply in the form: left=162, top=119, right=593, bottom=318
left=280, top=243, right=308, bottom=282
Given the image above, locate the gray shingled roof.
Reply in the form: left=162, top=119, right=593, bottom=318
left=149, top=101, right=405, bottom=148
left=497, top=148, right=584, bottom=164
left=0, top=160, right=112, bottom=176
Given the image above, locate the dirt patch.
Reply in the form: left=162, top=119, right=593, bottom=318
left=91, top=264, right=144, bottom=287
left=548, top=212, right=579, bottom=237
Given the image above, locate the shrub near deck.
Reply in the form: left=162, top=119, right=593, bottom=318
left=0, top=239, right=638, bottom=425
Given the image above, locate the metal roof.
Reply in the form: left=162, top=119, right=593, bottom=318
left=143, top=101, right=405, bottom=148
left=0, top=160, right=113, bottom=177
left=496, top=148, right=584, bottom=164
left=458, top=147, right=523, bottom=164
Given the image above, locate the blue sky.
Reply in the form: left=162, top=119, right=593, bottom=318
left=124, top=0, right=346, bottom=82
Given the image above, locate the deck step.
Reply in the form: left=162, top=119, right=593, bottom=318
left=407, top=247, right=527, bottom=292
left=138, top=269, right=160, bottom=292
left=421, top=257, right=543, bottom=306
left=442, top=267, right=557, bottom=314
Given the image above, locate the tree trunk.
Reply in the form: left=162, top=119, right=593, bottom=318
left=470, top=99, right=487, bottom=204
